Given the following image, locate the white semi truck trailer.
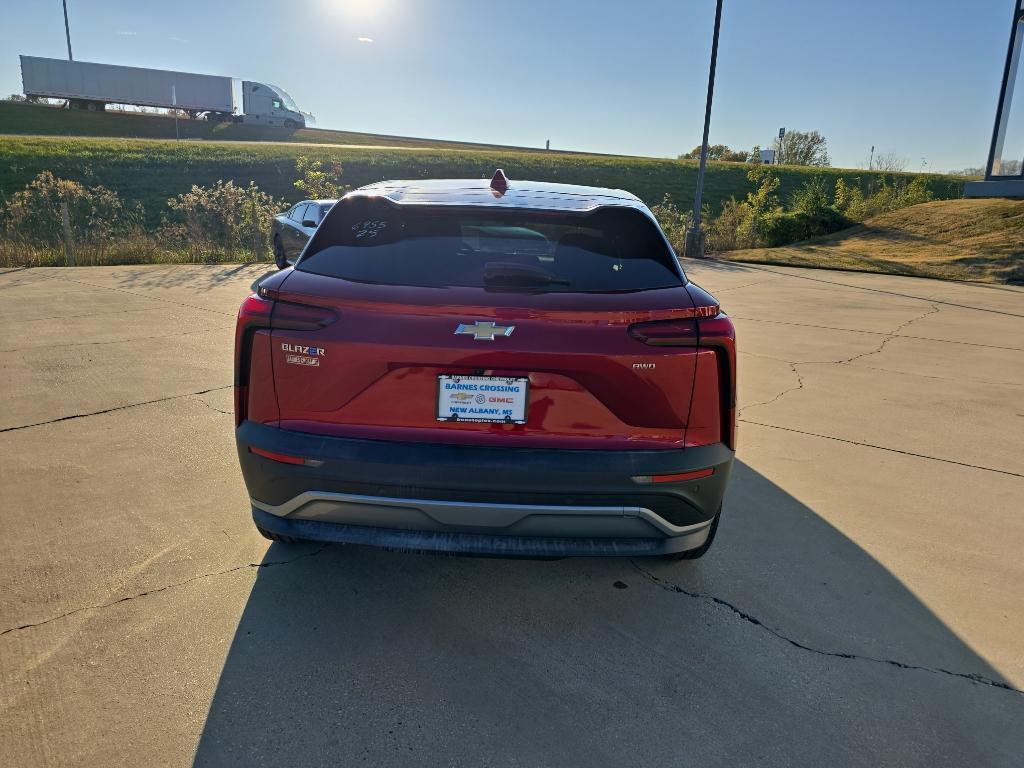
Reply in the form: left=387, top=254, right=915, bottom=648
left=19, top=56, right=311, bottom=128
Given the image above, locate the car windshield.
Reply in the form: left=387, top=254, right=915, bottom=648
left=298, top=200, right=682, bottom=293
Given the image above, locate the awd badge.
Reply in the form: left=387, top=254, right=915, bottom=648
left=282, top=342, right=325, bottom=367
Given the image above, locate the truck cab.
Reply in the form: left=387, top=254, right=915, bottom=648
left=241, top=81, right=308, bottom=128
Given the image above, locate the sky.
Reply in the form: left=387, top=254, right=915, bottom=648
left=0, top=0, right=1015, bottom=171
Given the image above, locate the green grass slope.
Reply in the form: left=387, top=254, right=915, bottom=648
left=0, top=134, right=966, bottom=228
left=722, top=198, right=1024, bottom=284
left=0, top=101, right=549, bottom=151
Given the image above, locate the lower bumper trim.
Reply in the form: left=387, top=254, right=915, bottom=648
left=252, top=490, right=709, bottom=537
left=252, top=507, right=710, bottom=557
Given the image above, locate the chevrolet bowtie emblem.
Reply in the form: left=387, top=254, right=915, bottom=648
left=454, top=321, right=515, bottom=341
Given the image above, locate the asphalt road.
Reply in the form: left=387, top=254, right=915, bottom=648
left=1, top=262, right=1022, bottom=767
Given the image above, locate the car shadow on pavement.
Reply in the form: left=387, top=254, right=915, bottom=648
left=191, top=461, right=1022, bottom=767
left=111, top=264, right=274, bottom=293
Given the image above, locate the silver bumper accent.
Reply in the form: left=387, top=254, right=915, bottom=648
left=251, top=491, right=709, bottom=539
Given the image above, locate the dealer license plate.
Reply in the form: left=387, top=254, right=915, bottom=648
left=436, top=375, right=529, bottom=424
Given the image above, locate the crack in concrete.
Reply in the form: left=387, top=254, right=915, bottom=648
left=0, top=385, right=232, bottom=434
left=739, top=419, right=1024, bottom=478
left=705, top=277, right=783, bottom=294
left=0, top=544, right=332, bottom=638
left=825, top=304, right=942, bottom=366
left=737, top=304, right=942, bottom=418
left=0, top=326, right=224, bottom=353
left=724, top=264, right=1024, bottom=318
left=734, top=303, right=1024, bottom=476
left=850, top=364, right=1024, bottom=387
left=190, top=395, right=233, bottom=416
left=730, top=316, right=1024, bottom=353
left=629, top=561, right=1023, bottom=696
left=738, top=361, right=804, bottom=418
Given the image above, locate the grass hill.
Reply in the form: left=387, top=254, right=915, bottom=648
left=721, top=198, right=1024, bottom=284
left=0, top=132, right=966, bottom=229
left=0, top=100, right=546, bottom=152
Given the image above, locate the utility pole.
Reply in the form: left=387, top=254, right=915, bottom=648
left=172, top=85, right=179, bottom=141
left=869, top=145, right=875, bottom=171
left=63, top=0, right=73, bottom=60
left=684, top=0, right=724, bottom=259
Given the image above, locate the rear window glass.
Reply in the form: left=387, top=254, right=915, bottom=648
left=297, top=198, right=682, bottom=293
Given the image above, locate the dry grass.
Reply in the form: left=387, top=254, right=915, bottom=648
left=719, top=198, right=1024, bottom=284
left=0, top=234, right=272, bottom=268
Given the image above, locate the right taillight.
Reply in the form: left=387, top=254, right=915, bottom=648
left=628, top=312, right=737, bottom=450
left=697, top=314, right=737, bottom=450
left=627, top=318, right=699, bottom=345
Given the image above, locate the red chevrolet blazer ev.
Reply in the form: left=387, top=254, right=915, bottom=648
left=234, top=171, right=736, bottom=561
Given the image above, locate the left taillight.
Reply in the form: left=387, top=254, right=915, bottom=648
left=234, top=289, right=339, bottom=426
left=234, top=293, right=276, bottom=426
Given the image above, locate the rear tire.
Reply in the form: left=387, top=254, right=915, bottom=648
left=660, top=509, right=720, bottom=561
left=273, top=236, right=288, bottom=270
left=256, top=525, right=303, bottom=544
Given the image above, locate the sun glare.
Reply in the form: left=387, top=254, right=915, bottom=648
left=324, top=0, right=390, bottom=23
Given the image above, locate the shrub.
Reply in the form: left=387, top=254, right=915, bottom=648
left=0, top=171, right=146, bottom=265
left=163, top=180, right=283, bottom=262
left=650, top=193, right=692, bottom=253
left=3, top=171, right=128, bottom=248
left=294, top=156, right=346, bottom=200
left=790, top=176, right=831, bottom=215
left=836, top=175, right=934, bottom=222
left=762, top=208, right=852, bottom=247
left=707, top=198, right=754, bottom=252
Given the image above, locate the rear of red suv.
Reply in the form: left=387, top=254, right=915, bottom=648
left=235, top=174, right=736, bottom=560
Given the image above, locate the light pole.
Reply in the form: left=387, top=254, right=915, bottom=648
left=63, top=0, right=73, bottom=60
left=684, top=0, right=724, bottom=259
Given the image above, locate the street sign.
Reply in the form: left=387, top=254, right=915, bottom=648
left=779, top=127, right=786, bottom=139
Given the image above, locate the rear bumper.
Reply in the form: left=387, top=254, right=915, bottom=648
left=237, top=421, right=734, bottom=556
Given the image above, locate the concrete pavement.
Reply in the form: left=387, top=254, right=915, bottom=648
left=0, top=263, right=1022, bottom=767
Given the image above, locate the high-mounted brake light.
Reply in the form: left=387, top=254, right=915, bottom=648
left=490, top=168, right=509, bottom=196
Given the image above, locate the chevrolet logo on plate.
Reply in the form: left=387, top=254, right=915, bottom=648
left=454, top=321, right=515, bottom=341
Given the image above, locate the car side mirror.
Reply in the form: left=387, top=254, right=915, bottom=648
left=302, top=219, right=317, bottom=228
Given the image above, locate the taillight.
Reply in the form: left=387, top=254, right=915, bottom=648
left=627, top=311, right=737, bottom=451
left=234, top=291, right=338, bottom=426
left=274, top=302, right=338, bottom=331
left=697, top=314, right=737, bottom=450
left=627, top=318, right=699, bottom=345
left=234, top=294, right=275, bottom=426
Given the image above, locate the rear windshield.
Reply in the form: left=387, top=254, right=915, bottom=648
left=297, top=198, right=682, bottom=293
